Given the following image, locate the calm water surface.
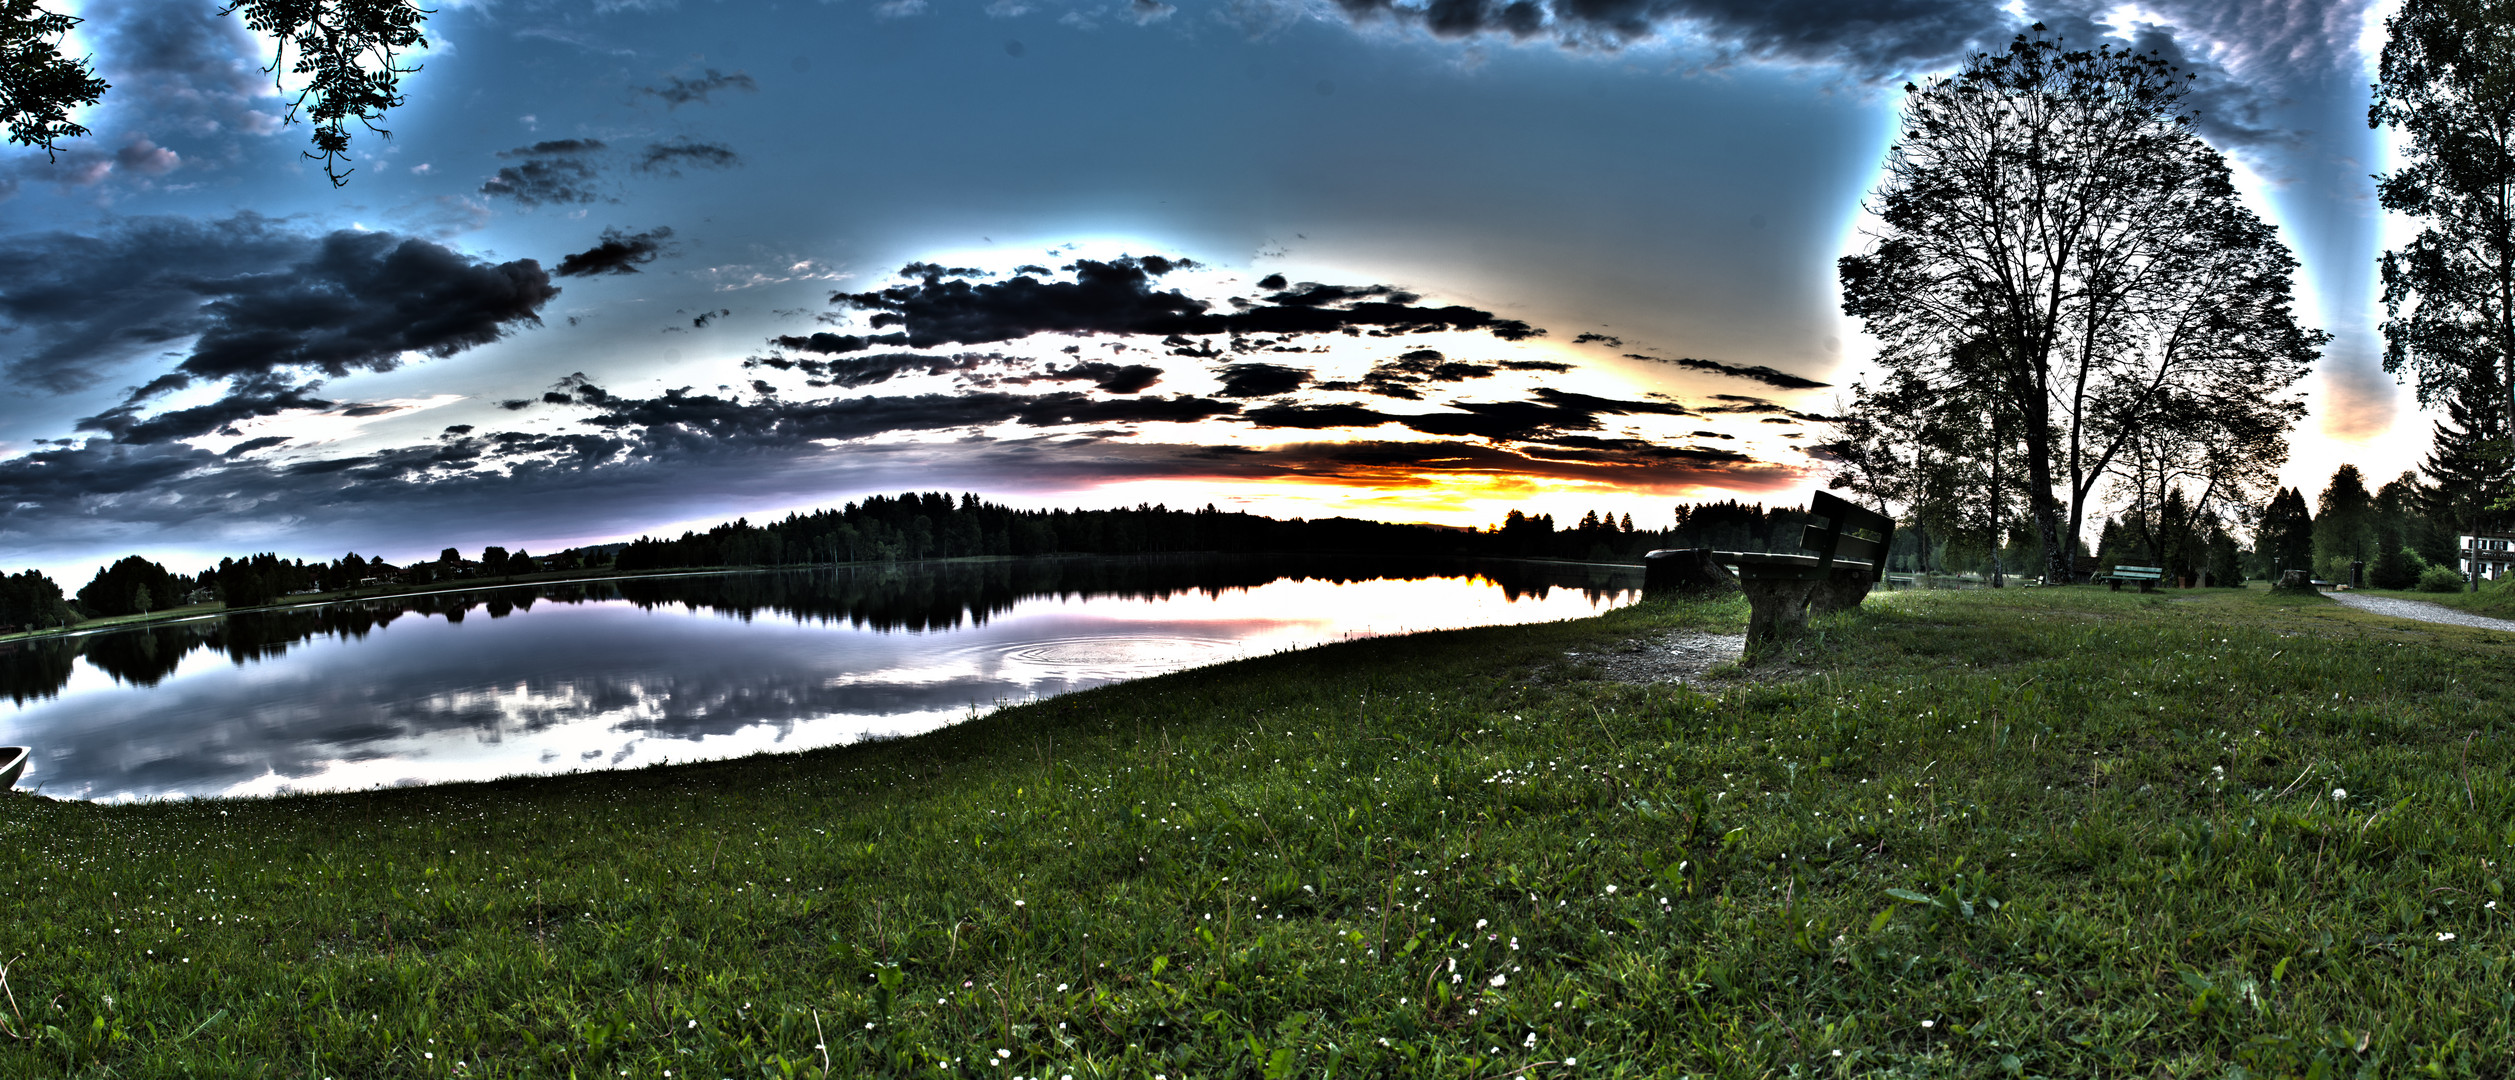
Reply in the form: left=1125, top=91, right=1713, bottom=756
left=1, top=557, right=1636, bottom=801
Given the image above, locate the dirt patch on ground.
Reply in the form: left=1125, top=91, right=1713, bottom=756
left=1565, top=628, right=1749, bottom=687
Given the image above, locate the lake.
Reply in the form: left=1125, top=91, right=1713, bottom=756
left=0, top=556, right=1637, bottom=801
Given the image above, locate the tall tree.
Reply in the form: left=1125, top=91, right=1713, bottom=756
left=2, top=0, right=427, bottom=182
left=76, top=556, right=180, bottom=619
left=2260, top=487, right=2316, bottom=578
left=1839, top=29, right=2325, bottom=584
left=2373, top=0, right=2515, bottom=493
left=0, top=568, right=78, bottom=631
left=2314, top=464, right=2379, bottom=581
left=2419, top=355, right=2515, bottom=542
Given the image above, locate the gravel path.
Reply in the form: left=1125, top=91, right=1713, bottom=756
left=2325, top=591, right=2515, bottom=632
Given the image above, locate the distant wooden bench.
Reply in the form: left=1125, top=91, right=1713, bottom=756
left=2098, top=565, right=2165, bottom=593
left=1710, top=491, right=1894, bottom=642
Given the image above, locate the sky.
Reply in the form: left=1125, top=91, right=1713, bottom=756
left=0, top=0, right=2412, bottom=583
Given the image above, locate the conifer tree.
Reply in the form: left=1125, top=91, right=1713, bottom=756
left=2261, top=487, right=2316, bottom=578
left=2420, top=358, right=2514, bottom=540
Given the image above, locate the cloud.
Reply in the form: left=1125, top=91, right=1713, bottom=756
left=80, top=373, right=336, bottom=445
left=639, top=68, right=760, bottom=108
left=568, top=387, right=1241, bottom=444
left=1027, top=361, right=1165, bottom=393
left=1624, top=353, right=1829, bottom=390
left=480, top=140, right=609, bottom=205
left=113, top=135, right=181, bottom=176
left=0, top=213, right=557, bottom=453
left=1306, top=2, right=2351, bottom=157
left=1215, top=363, right=1312, bottom=397
left=829, top=257, right=1543, bottom=350
left=163, top=229, right=558, bottom=386
left=386, top=195, right=495, bottom=239
left=1242, top=402, right=1402, bottom=429
left=769, top=331, right=914, bottom=355
left=554, top=226, right=677, bottom=277
left=81, top=0, right=282, bottom=141
left=1321, top=0, right=2005, bottom=69
left=0, top=212, right=312, bottom=393
left=636, top=139, right=742, bottom=175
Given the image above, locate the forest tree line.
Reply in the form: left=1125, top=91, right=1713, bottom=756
left=1, top=494, right=1817, bottom=632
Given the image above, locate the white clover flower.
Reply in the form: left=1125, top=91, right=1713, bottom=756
left=1490, top=973, right=1508, bottom=987
left=2332, top=787, right=2348, bottom=800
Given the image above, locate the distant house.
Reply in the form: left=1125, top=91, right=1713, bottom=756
left=2458, top=532, right=2515, bottom=582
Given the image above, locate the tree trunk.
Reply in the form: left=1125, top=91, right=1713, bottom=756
left=2024, top=400, right=2070, bottom=583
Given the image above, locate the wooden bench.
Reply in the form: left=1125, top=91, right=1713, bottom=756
left=2098, top=565, right=2164, bottom=592
left=1712, top=491, right=1894, bottom=642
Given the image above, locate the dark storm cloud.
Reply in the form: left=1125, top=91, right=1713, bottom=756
left=829, top=257, right=1543, bottom=350
left=1324, top=0, right=2004, bottom=68
left=1625, top=353, right=1829, bottom=391
left=1315, top=1, right=2351, bottom=156
left=554, top=226, right=675, bottom=277
left=0, top=215, right=557, bottom=401
left=478, top=140, right=610, bottom=205
left=573, top=388, right=1240, bottom=443
left=635, top=139, right=742, bottom=175
left=744, top=351, right=1026, bottom=389
left=0, top=213, right=307, bottom=392
left=1021, top=362, right=1165, bottom=393
left=1390, top=387, right=1696, bottom=441
left=1241, top=402, right=1402, bottom=429
left=770, top=331, right=915, bottom=355
left=639, top=68, right=760, bottom=108
left=1215, top=363, right=1312, bottom=397
left=1234, top=386, right=1699, bottom=442
left=479, top=161, right=602, bottom=205
left=1000, top=437, right=1801, bottom=496
left=79, top=374, right=332, bottom=445
left=221, top=435, right=290, bottom=457
left=505, top=138, right=608, bottom=157
left=166, top=229, right=559, bottom=385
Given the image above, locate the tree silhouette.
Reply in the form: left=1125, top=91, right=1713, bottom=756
left=1839, top=28, right=2324, bottom=584
left=2, top=0, right=427, bottom=183
left=2373, top=0, right=2515, bottom=506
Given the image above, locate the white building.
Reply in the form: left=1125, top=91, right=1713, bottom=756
left=2460, top=532, right=2515, bottom=582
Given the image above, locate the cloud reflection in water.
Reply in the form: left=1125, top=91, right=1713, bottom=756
left=0, top=557, right=1637, bottom=801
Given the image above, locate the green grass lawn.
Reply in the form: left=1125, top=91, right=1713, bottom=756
left=2, top=585, right=2511, bottom=1077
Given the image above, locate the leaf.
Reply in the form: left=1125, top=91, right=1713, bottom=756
left=1885, top=888, right=1941, bottom=907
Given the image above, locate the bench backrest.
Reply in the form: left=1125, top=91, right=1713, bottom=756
left=2111, top=565, right=2164, bottom=579
left=1802, top=490, right=1896, bottom=583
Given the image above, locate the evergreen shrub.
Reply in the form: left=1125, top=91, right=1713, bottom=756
left=2418, top=564, right=2466, bottom=592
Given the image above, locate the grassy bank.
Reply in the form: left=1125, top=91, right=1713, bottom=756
left=2, top=586, right=2511, bottom=1077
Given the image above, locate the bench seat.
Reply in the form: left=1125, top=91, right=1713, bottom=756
left=2099, top=564, right=2166, bottom=592
left=1693, top=491, right=1893, bottom=642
